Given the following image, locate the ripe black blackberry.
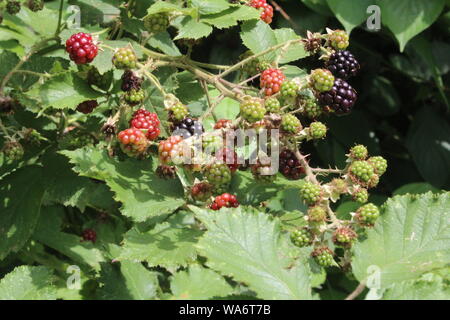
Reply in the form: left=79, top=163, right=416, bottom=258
left=173, top=118, right=204, bottom=139
left=0, top=95, right=15, bottom=115
left=121, top=70, right=143, bottom=92
left=325, top=50, right=360, bottom=79
left=318, top=78, right=357, bottom=115
left=279, top=149, right=304, bottom=180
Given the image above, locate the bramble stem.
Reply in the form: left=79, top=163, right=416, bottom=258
left=345, top=282, right=366, bottom=300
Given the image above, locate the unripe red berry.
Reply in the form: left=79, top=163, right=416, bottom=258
left=65, top=33, right=98, bottom=65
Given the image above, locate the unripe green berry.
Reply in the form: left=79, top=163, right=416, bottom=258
left=349, top=160, right=374, bottom=183
left=291, top=228, right=312, bottom=247
left=123, top=88, right=145, bottom=105
left=310, top=69, right=334, bottom=92
left=356, top=203, right=380, bottom=226
left=240, top=50, right=261, bottom=76
left=302, top=98, right=323, bottom=119
left=328, top=29, right=349, bottom=50
left=353, top=188, right=368, bottom=203
left=330, top=178, right=348, bottom=195
left=204, top=163, right=232, bottom=186
left=299, top=181, right=322, bottom=205
left=280, top=80, right=299, bottom=98
left=308, top=206, right=327, bottom=222
left=349, top=144, right=368, bottom=160
left=170, top=102, right=189, bottom=122
left=311, top=246, right=335, bottom=267
left=368, top=156, right=387, bottom=176
left=143, top=13, right=169, bottom=34
left=202, top=135, right=223, bottom=153
left=308, top=121, right=327, bottom=139
left=240, top=98, right=266, bottom=123
left=113, top=47, right=137, bottom=69
left=2, top=141, right=24, bottom=161
left=281, top=114, right=301, bottom=134
left=58, top=130, right=94, bottom=151
left=6, top=0, right=21, bottom=15
left=332, top=227, right=357, bottom=247
left=265, top=97, right=281, bottom=113
left=27, top=0, right=44, bottom=12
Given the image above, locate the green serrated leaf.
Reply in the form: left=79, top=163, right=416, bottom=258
left=352, top=192, right=450, bottom=289
left=201, top=6, right=260, bottom=29
left=192, top=0, right=230, bottom=15
left=274, top=29, right=308, bottom=64
left=170, top=265, right=234, bottom=299
left=192, top=206, right=312, bottom=300
left=326, top=0, right=372, bottom=33
left=240, top=20, right=278, bottom=60
left=174, top=16, right=213, bottom=40
left=0, top=266, right=56, bottom=300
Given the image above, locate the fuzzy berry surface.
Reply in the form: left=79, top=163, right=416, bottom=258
left=130, top=109, right=161, bottom=141
left=124, top=88, right=145, bottom=105
left=312, top=247, right=334, bottom=267
left=308, top=206, right=327, bottom=223
left=308, top=121, right=327, bottom=139
left=260, top=68, right=286, bottom=96
left=281, top=114, right=301, bottom=134
left=328, top=30, right=349, bottom=50
left=158, top=136, right=184, bottom=164
left=170, top=103, right=189, bottom=122
left=216, top=148, right=239, bottom=173
left=144, top=13, right=170, bottom=33
left=356, top=203, right=380, bottom=226
left=121, top=70, right=143, bottom=92
left=81, top=229, right=96, bottom=243
left=318, top=78, right=357, bottom=114
left=265, top=97, right=281, bottom=113
left=191, top=182, right=213, bottom=202
left=204, top=163, right=232, bottom=186
left=76, top=100, right=98, bottom=114
left=2, top=141, right=24, bottom=161
left=117, top=128, right=148, bottom=157
left=326, top=50, right=360, bottom=79
left=349, top=160, right=374, bottom=184
left=65, top=33, right=98, bottom=65
left=113, top=47, right=137, bottom=69
left=249, top=0, right=274, bottom=24
left=6, top=0, right=21, bottom=15
left=301, top=98, right=323, bottom=119
left=280, top=80, right=299, bottom=98
left=349, top=145, right=368, bottom=160
left=212, top=120, right=230, bottom=131
left=368, top=156, right=387, bottom=176
left=299, top=181, right=322, bottom=205
left=332, top=227, right=357, bottom=247
left=310, top=69, right=334, bottom=92
left=291, top=228, right=312, bottom=248
left=353, top=188, right=368, bottom=203
left=173, top=118, right=204, bottom=139
left=210, top=193, right=239, bottom=210
left=279, top=149, right=304, bottom=180
left=240, top=98, right=266, bottom=123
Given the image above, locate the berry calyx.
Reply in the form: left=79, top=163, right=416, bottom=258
left=368, top=173, right=380, bottom=189
left=299, top=181, right=323, bottom=205
left=6, top=0, right=21, bottom=15
left=2, top=141, right=24, bottom=161
left=308, top=206, right=327, bottom=223
left=260, top=68, right=286, bottom=96
left=170, top=102, right=189, bottom=122
left=279, top=149, right=304, bottom=180
left=330, top=178, right=348, bottom=195
left=121, top=70, right=143, bottom=92
left=332, top=227, right=357, bottom=247
left=76, top=100, right=98, bottom=114
left=123, top=88, right=145, bottom=105
left=349, top=144, right=368, bottom=160
left=113, top=47, right=137, bottom=69
left=265, top=97, right=281, bottom=113
left=353, top=188, right=368, bottom=203
left=311, top=246, right=335, bottom=267
left=356, top=203, right=380, bottom=227
left=310, top=69, right=335, bottom=92
left=349, top=160, right=374, bottom=184
left=368, top=156, right=387, bottom=176
left=210, top=193, right=239, bottom=210
left=307, top=121, right=327, bottom=140
left=81, top=229, right=96, bottom=243
left=240, top=98, right=266, bottom=123
left=65, top=32, right=98, bottom=65
left=328, top=29, right=349, bottom=50
left=204, top=163, right=232, bottom=186
left=191, top=182, right=213, bottom=202
left=214, top=119, right=232, bottom=130
left=117, top=128, right=148, bottom=157
left=291, top=228, right=312, bottom=247
left=158, top=136, right=184, bottom=164
left=249, top=0, right=274, bottom=24
left=130, top=109, right=161, bottom=141
left=173, top=118, right=204, bottom=139
left=143, top=13, right=170, bottom=34
left=325, top=50, right=360, bottom=79
left=318, top=78, right=357, bottom=115
left=281, top=114, right=301, bottom=134
left=280, top=80, right=299, bottom=99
